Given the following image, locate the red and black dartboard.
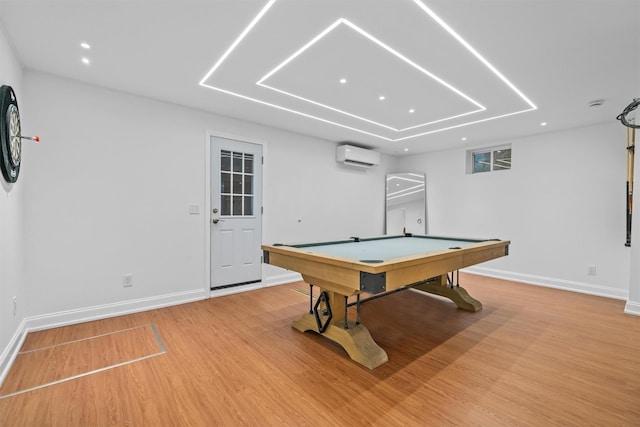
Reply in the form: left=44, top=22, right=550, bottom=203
left=0, top=85, right=21, bottom=183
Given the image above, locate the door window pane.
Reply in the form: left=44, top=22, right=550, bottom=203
left=221, top=150, right=231, bottom=172
left=232, top=196, right=243, bottom=215
left=244, top=154, right=254, bottom=173
left=221, top=172, right=231, bottom=194
left=244, top=196, right=253, bottom=215
left=221, top=195, right=231, bottom=215
left=233, top=152, right=243, bottom=173
left=232, top=173, right=243, bottom=194
left=244, top=175, right=253, bottom=195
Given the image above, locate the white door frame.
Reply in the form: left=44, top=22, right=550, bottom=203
left=204, top=129, right=267, bottom=298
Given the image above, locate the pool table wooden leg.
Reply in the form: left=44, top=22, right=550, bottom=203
left=412, top=274, right=483, bottom=312
left=292, top=288, right=388, bottom=369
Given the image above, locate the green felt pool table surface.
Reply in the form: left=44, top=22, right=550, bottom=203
left=288, top=235, right=494, bottom=263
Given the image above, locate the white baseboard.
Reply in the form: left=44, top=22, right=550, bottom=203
left=208, top=272, right=302, bottom=298
left=25, top=288, right=206, bottom=332
left=0, top=318, right=27, bottom=388
left=209, top=283, right=263, bottom=298
left=624, top=301, right=640, bottom=316
left=263, top=268, right=632, bottom=303
left=261, top=272, right=302, bottom=287
left=465, top=267, right=629, bottom=300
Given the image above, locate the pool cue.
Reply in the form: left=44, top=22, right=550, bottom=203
left=628, top=127, right=634, bottom=245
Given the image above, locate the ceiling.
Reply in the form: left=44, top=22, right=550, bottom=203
left=0, top=0, right=638, bottom=155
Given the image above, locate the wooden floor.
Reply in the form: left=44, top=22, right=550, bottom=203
left=1, top=274, right=639, bottom=426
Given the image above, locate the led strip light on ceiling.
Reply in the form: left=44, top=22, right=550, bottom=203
left=199, top=0, right=537, bottom=142
left=256, top=18, right=485, bottom=132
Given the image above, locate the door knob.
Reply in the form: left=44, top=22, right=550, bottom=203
left=212, top=218, right=219, bottom=224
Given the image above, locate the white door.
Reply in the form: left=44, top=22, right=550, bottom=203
left=210, top=136, right=263, bottom=289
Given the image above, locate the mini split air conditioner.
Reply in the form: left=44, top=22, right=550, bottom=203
left=336, top=145, right=380, bottom=168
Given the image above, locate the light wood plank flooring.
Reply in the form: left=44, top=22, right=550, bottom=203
left=1, top=274, right=639, bottom=426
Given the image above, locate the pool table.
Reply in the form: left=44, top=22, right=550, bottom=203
left=262, top=234, right=510, bottom=369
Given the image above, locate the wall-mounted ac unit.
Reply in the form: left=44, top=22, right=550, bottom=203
left=336, top=145, right=380, bottom=168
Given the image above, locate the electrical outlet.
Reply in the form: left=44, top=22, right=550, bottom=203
left=12, top=296, right=17, bottom=317
left=123, top=274, right=133, bottom=287
left=587, top=265, right=597, bottom=276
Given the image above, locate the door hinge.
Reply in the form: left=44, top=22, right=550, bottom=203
left=262, top=156, right=264, bottom=165
left=261, top=206, right=263, bottom=214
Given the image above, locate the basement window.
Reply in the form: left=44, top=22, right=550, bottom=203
left=467, top=145, right=511, bottom=174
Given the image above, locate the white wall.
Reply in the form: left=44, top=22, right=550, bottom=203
left=398, top=122, right=630, bottom=299
left=20, top=71, right=391, bottom=325
left=0, top=21, right=26, bottom=381
left=264, top=134, right=389, bottom=244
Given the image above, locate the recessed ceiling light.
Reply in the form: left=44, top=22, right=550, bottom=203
left=404, top=148, right=409, bottom=152
left=80, top=42, right=91, bottom=49
left=81, top=57, right=90, bottom=65
left=540, top=122, right=547, bottom=126
left=461, top=137, right=467, bottom=141
left=379, top=95, right=385, bottom=101
left=409, top=109, right=415, bottom=113
left=339, top=78, right=347, bottom=84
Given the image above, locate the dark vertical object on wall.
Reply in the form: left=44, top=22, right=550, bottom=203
left=626, top=127, right=635, bottom=247
left=0, top=85, right=21, bottom=183
left=616, top=99, right=640, bottom=247
left=0, top=85, right=40, bottom=185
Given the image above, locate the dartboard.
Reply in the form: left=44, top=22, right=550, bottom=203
left=0, top=85, right=21, bottom=183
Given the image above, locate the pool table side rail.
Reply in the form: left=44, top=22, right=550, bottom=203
left=262, top=239, right=510, bottom=293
